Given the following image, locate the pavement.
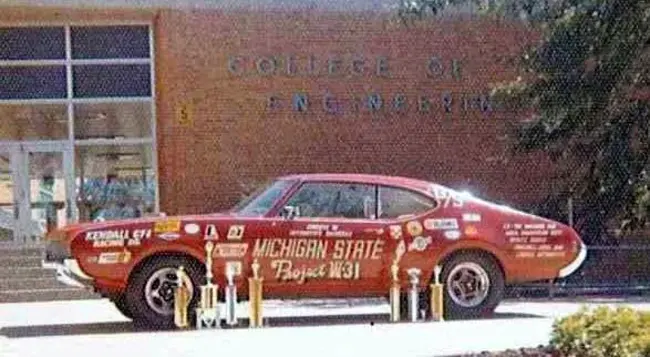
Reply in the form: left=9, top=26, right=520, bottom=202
left=1, top=296, right=649, bottom=357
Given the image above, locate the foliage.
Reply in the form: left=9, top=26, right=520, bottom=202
left=550, top=306, right=650, bottom=357
left=401, top=0, right=650, bottom=242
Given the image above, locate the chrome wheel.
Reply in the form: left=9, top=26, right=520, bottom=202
left=144, top=267, right=194, bottom=316
left=446, top=262, right=491, bottom=308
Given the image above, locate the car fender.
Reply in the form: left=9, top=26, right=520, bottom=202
left=125, top=243, right=206, bottom=283
left=427, top=239, right=510, bottom=283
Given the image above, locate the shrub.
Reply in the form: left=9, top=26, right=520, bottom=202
left=550, top=306, right=650, bottom=357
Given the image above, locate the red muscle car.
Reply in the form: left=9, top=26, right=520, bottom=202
left=43, top=173, right=587, bottom=328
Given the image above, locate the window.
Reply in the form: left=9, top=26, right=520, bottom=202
left=0, top=66, right=67, bottom=99
left=283, top=182, right=376, bottom=219
left=71, top=26, right=150, bottom=59
left=73, top=64, right=151, bottom=98
left=378, top=186, right=436, bottom=219
left=0, top=27, right=65, bottom=60
left=234, top=179, right=296, bottom=216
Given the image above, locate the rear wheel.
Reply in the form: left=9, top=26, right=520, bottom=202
left=439, top=252, right=504, bottom=320
left=125, top=255, right=203, bottom=329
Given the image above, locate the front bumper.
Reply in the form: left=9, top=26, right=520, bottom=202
left=558, top=241, right=588, bottom=278
left=42, top=258, right=94, bottom=289
left=42, top=241, right=94, bottom=289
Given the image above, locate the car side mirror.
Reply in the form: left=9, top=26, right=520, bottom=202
left=281, top=205, right=300, bottom=220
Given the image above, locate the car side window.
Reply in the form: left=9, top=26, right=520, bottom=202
left=378, top=186, right=436, bottom=219
left=283, top=182, right=377, bottom=219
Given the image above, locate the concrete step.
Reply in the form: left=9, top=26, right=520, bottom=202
left=0, top=247, right=43, bottom=258
left=0, top=277, right=66, bottom=291
left=0, top=255, right=43, bottom=268
left=3, top=266, right=56, bottom=279
left=0, top=287, right=100, bottom=303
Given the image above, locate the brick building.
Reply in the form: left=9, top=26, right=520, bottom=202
left=0, top=0, right=553, bottom=246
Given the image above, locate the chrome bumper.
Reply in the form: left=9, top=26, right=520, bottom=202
left=42, top=258, right=94, bottom=289
left=558, top=242, right=588, bottom=278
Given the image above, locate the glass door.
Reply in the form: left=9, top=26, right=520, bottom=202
left=0, top=143, right=22, bottom=244
left=0, top=141, right=75, bottom=245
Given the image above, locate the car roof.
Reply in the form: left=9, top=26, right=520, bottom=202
left=277, top=173, right=435, bottom=191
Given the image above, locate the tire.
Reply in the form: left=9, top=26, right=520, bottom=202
left=438, top=252, right=504, bottom=320
left=111, top=294, right=133, bottom=319
left=124, top=255, right=204, bottom=329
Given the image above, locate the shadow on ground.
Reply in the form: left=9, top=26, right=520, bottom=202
left=0, top=311, right=544, bottom=339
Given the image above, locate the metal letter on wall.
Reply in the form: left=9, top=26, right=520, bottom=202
left=293, top=93, right=308, bottom=112
left=376, top=57, right=389, bottom=76
left=393, top=94, right=406, bottom=112
left=452, top=59, right=462, bottom=80
left=323, top=93, right=336, bottom=114
left=256, top=57, right=277, bottom=75
left=228, top=56, right=243, bottom=75
left=428, top=56, right=443, bottom=78
left=176, top=102, right=193, bottom=127
left=368, top=93, right=382, bottom=111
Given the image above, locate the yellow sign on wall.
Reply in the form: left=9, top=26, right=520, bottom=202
left=176, top=102, right=193, bottom=127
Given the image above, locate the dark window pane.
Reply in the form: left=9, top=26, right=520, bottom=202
left=73, top=64, right=151, bottom=98
left=0, top=66, right=67, bottom=99
left=0, top=27, right=65, bottom=60
left=71, top=26, right=150, bottom=59
left=378, top=186, right=437, bottom=219
left=284, top=182, right=376, bottom=219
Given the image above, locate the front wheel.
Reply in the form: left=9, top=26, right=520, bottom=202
left=124, top=255, right=203, bottom=329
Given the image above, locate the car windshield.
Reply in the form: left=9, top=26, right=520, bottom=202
left=231, top=179, right=296, bottom=216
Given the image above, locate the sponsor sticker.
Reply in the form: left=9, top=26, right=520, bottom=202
left=213, top=243, right=248, bottom=258
left=464, top=225, right=478, bottom=236
left=424, top=218, right=459, bottom=230
left=204, top=224, right=219, bottom=240
left=97, top=250, right=131, bottom=264
left=154, top=219, right=181, bottom=233
left=158, top=232, right=180, bottom=241
left=85, top=229, right=151, bottom=248
left=462, top=213, right=481, bottom=222
left=184, top=223, right=200, bottom=235
left=444, top=230, right=461, bottom=240
left=226, top=225, right=245, bottom=240
left=406, top=221, right=423, bottom=236
left=408, top=236, right=433, bottom=252
left=389, top=225, right=403, bottom=240
left=226, top=261, right=243, bottom=276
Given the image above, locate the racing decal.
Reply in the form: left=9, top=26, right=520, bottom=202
left=462, top=213, right=481, bottom=222
left=389, top=225, right=403, bottom=240
left=158, top=232, right=180, bottom=241
left=431, top=186, right=464, bottom=208
left=204, top=224, right=219, bottom=240
left=226, top=225, right=245, bottom=240
left=503, top=222, right=563, bottom=244
left=423, top=218, right=459, bottom=230
left=444, top=230, right=461, bottom=240
left=184, top=223, right=200, bottom=235
left=408, top=236, right=433, bottom=252
left=97, top=250, right=132, bottom=264
left=213, top=243, right=248, bottom=258
left=252, top=238, right=384, bottom=260
left=154, top=219, right=181, bottom=233
left=464, top=225, right=478, bottom=236
left=289, top=224, right=353, bottom=238
left=405, top=221, right=423, bottom=236
left=363, top=227, right=384, bottom=235
left=271, top=259, right=360, bottom=284
left=513, top=244, right=566, bottom=259
left=85, top=229, right=151, bottom=248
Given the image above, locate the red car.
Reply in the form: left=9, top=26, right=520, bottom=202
left=43, top=173, right=586, bottom=328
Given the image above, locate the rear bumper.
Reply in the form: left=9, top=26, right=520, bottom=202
left=558, top=242, right=587, bottom=278
left=42, top=258, right=94, bottom=289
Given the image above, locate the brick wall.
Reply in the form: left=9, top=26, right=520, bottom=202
left=154, top=9, right=556, bottom=215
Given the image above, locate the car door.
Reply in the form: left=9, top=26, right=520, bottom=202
left=258, top=181, right=390, bottom=298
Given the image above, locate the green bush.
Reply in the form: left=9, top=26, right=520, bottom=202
left=550, top=306, right=650, bottom=357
